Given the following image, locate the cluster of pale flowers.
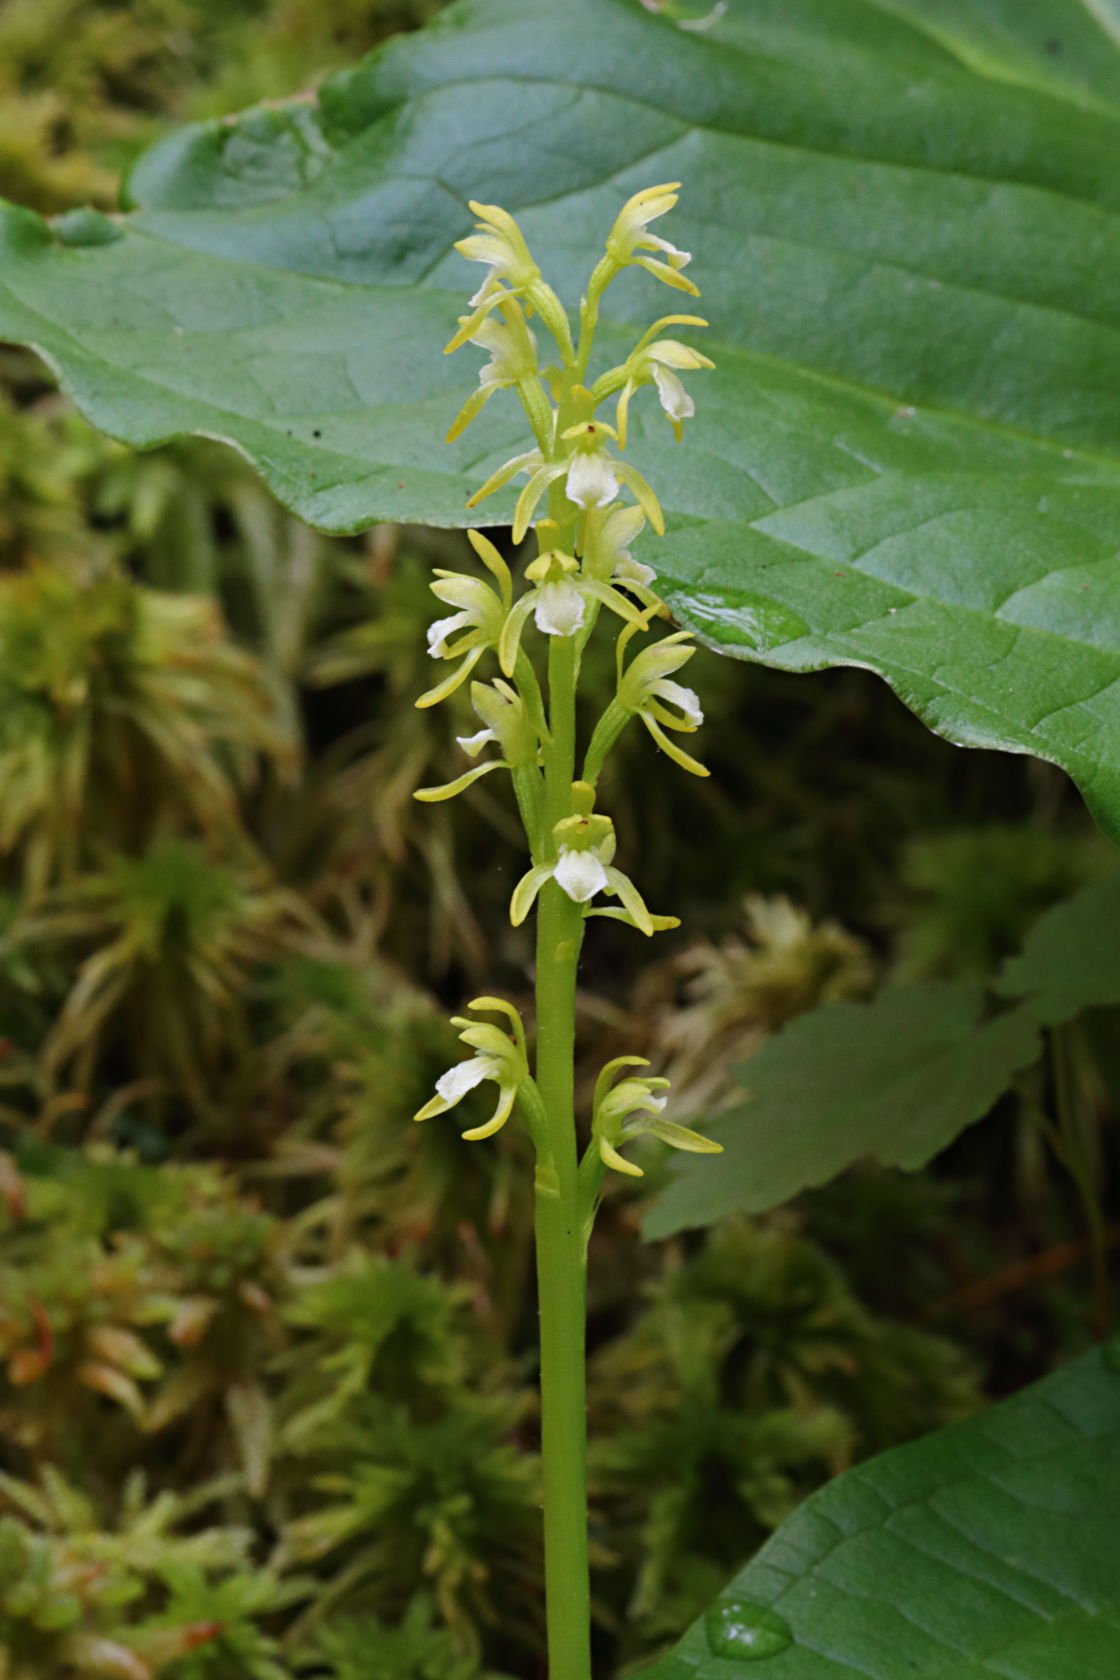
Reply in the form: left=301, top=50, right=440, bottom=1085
left=413, top=184, right=722, bottom=1180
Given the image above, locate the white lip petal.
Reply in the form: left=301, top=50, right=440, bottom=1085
left=652, top=363, right=695, bottom=424
left=566, top=451, right=620, bottom=509
left=427, top=611, right=471, bottom=657
left=435, top=1057, right=493, bottom=1104
left=613, top=555, right=657, bottom=588
left=533, top=579, right=587, bottom=637
left=623, top=1094, right=669, bottom=1122
left=455, top=728, right=497, bottom=757
left=643, top=233, right=692, bottom=267
left=553, top=847, right=610, bottom=903
left=657, top=680, right=703, bottom=726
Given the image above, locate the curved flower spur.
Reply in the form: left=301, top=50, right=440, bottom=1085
left=412, top=182, right=721, bottom=1680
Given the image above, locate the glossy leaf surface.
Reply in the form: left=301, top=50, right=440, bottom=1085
left=2, top=0, right=1120, bottom=827
left=643, top=1343, right=1120, bottom=1680
left=643, top=983, right=1039, bottom=1239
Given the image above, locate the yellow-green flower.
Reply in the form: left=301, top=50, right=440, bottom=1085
left=414, top=673, right=543, bottom=807
left=468, top=421, right=664, bottom=545
left=604, top=182, right=699, bottom=296
left=510, top=783, right=657, bottom=933
left=617, top=628, right=709, bottom=776
left=446, top=200, right=574, bottom=362
left=582, top=504, right=657, bottom=591
left=416, top=529, right=512, bottom=707
left=414, top=997, right=529, bottom=1140
left=496, top=550, right=647, bottom=672
left=444, top=201, right=542, bottom=352
left=459, top=677, right=538, bottom=766
left=591, top=1055, right=722, bottom=1178
left=446, top=306, right=539, bottom=442
left=552, top=420, right=664, bottom=536
left=615, top=333, right=715, bottom=446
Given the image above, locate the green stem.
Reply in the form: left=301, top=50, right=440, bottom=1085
left=533, top=604, right=591, bottom=1680
left=576, top=259, right=613, bottom=383
left=534, top=881, right=590, bottom=1680
left=583, top=698, right=632, bottom=789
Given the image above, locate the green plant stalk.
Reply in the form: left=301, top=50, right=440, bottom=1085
left=418, top=185, right=716, bottom=1676
left=532, top=597, right=591, bottom=1680
left=534, top=884, right=590, bottom=1680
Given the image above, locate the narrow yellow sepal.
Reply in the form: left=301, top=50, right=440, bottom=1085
left=466, top=449, right=539, bottom=509
left=468, top=995, right=528, bottom=1056
left=598, top=1136, right=644, bottom=1178
left=585, top=908, right=680, bottom=932
left=498, top=593, right=536, bottom=678
left=414, top=645, right=486, bottom=709
left=415, top=1092, right=452, bottom=1122
left=461, top=1083, right=517, bottom=1140
left=642, top=714, right=710, bottom=777
left=414, top=759, right=508, bottom=801
left=509, top=863, right=552, bottom=926
left=602, top=865, right=654, bottom=936
left=615, top=462, right=665, bottom=536
left=467, top=529, right=513, bottom=604
left=644, top=1117, right=723, bottom=1154
left=636, top=258, right=701, bottom=296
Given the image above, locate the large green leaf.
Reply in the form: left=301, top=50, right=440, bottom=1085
left=642, top=982, right=1039, bottom=1240
left=996, top=869, right=1120, bottom=1023
left=643, top=1342, right=1120, bottom=1680
left=3, top=0, right=1120, bottom=829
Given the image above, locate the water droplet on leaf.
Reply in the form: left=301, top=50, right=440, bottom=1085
left=671, top=588, right=808, bottom=654
left=705, top=1597, right=792, bottom=1661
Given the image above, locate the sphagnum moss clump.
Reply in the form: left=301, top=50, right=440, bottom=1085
left=412, top=185, right=719, bottom=1680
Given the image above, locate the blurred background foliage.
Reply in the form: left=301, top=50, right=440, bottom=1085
left=0, top=2, right=1116, bottom=1677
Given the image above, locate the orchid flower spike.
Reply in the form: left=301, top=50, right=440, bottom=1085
left=617, top=627, right=710, bottom=777
left=415, top=997, right=530, bottom=1140
left=592, top=1056, right=722, bottom=1179
left=510, top=782, right=659, bottom=934
left=417, top=529, right=512, bottom=708
left=603, top=182, right=699, bottom=296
